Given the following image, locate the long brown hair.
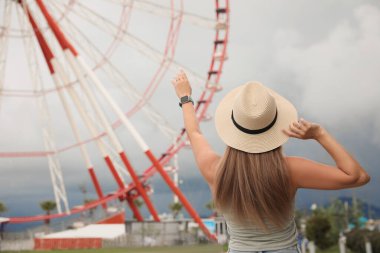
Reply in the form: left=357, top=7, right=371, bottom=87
left=214, top=146, right=293, bottom=230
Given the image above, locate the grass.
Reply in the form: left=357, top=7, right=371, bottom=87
left=1, top=244, right=354, bottom=253
left=1, top=244, right=225, bottom=253
left=319, top=245, right=353, bottom=253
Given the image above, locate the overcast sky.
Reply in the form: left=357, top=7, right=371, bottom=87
left=1, top=0, right=380, bottom=220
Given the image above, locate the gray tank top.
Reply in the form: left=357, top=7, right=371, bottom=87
left=224, top=209, right=298, bottom=251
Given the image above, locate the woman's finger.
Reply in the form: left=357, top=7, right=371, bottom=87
left=292, top=121, right=303, bottom=130
left=298, top=120, right=308, bottom=131
left=285, top=127, right=302, bottom=137
left=293, top=121, right=302, bottom=129
left=290, top=123, right=305, bottom=135
left=283, top=129, right=302, bottom=139
left=300, top=118, right=311, bottom=128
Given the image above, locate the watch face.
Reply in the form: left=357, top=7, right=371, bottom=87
left=181, top=96, right=189, bottom=103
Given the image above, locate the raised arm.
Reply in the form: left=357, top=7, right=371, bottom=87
left=171, top=70, right=220, bottom=186
left=284, top=119, right=370, bottom=190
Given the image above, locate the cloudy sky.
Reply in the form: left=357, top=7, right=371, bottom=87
left=1, top=0, right=380, bottom=223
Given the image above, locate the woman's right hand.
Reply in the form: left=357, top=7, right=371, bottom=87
left=283, top=118, right=325, bottom=140
left=171, top=69, right=192, bottom=99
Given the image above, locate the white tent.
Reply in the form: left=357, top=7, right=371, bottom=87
left=41, top=224, right=125, bottom=239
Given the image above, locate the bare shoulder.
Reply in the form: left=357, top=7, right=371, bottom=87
left=284, top=156, right=306, bottom=177
left=284, top=156, right=331, bottom=190
left=283, top=156, right=304, bottom=195
left=284, top=156, right=310, bottom=169
left=284, top=155, right=333, bottom=190
left=285, top=156, right=329, bottom=174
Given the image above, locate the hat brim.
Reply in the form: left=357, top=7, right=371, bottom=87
left=215, top=84, right=298, bottom=153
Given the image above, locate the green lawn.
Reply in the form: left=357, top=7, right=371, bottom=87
left=1, top=244, right=224, bottom=253
left=319, top=245, right=353, bottom=253
left=1, top=244, right=352, bottom=253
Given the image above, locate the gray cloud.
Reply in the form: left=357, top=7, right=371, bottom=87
left=273, top=4, right=380, bottom=145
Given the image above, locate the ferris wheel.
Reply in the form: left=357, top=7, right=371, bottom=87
left=0, top=0, right=229, bottom=239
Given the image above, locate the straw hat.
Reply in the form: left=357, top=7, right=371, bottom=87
left=215, top=81, right=297, bottom=153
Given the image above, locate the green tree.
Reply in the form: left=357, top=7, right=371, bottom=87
left=294, top=209, right=306, bottom=231
left=132, top=199, right=143, bottom=220
left=349, top=197, right=364, bottom=228
left=84, top=198, right=97, bottom=217
left=306, top=210, right=335, bottom=250
left=325, top=199, right=347, bottom=235
left=346, top=229, right=380, bottom=253
left=134, top=199, right=143, bottom=208
left=79, top=183, right=88, bottom=203
left=205, top=200, right=218, bottom=217
left=39, top=200, right=56, bottom=225
left=323, top=197, right=367, bottom=234
left=0, top=202, right=7, bottom=214
left=169, top=202, right=183, bottom=219
left=0, top=202, right=7, bottom=239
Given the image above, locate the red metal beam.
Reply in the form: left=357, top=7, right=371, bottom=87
left=35, top=0, right=160, bottom=222
left=126, top=197, right=144, bottom=222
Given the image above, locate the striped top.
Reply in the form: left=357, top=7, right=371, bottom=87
left=224, top=208, right=298, bottom=251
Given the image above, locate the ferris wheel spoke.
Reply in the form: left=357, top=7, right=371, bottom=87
left=50, top=1, right=118, bottom=70
left=50, top=3, right=178, bottom=141
left=53, top=0, right=207, bottom=91
left=0, top=0, right=13, bottom=109
left=35, top=8, right=178, bottom=155
left=50, top=0, right=223, bottom=152
left=21, top=2, right=116, bottom=210
left=103, top=59, right=179, bottom=140
left=75, top=54, right=216, bottom=237
left=33, top=0, right=163, bottom=221
left=35, top=0, right=208, bottom=227
left=118, top=32, right=213, bottom=98
left=0, top=0, right=12, bottom=38
left=52, top=0, right=133, bottom=65
left=101, top=138, right=132, bottom=181
left=55, top=0, right=130, bottom=44
left=110, top=0, right=217, bottom=29
left=56, top=1, right=173, bottom=74
left=90, top=49, right=179, bottom=140
left=17, top=1, right=74, bottom=215
left=114, top=31, right=207, bottom=91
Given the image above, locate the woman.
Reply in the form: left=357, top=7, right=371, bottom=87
left=171, top=70, right=370, bottom=253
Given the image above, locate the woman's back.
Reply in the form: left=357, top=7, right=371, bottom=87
left=213, top=145, right=299, bottom=252
left=224, top=205, right=298, bottom=251
left=213, top=146, right=294, bottom=232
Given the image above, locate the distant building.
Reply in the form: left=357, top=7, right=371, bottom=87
left=366, top=219, right=380, bottom=231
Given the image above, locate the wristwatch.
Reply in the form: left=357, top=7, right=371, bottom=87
left=179, top=95, right=194, bottom=107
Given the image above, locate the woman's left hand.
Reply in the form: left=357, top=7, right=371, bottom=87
left=171, top=70, right=192, bottom=98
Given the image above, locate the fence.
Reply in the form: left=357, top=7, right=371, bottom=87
left=0, top=219, right=211, bottom=251
left=104, top=220, right=199, bottom=248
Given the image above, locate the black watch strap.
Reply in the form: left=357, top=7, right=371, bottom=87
left=179, top=95, right=194, bottom=107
